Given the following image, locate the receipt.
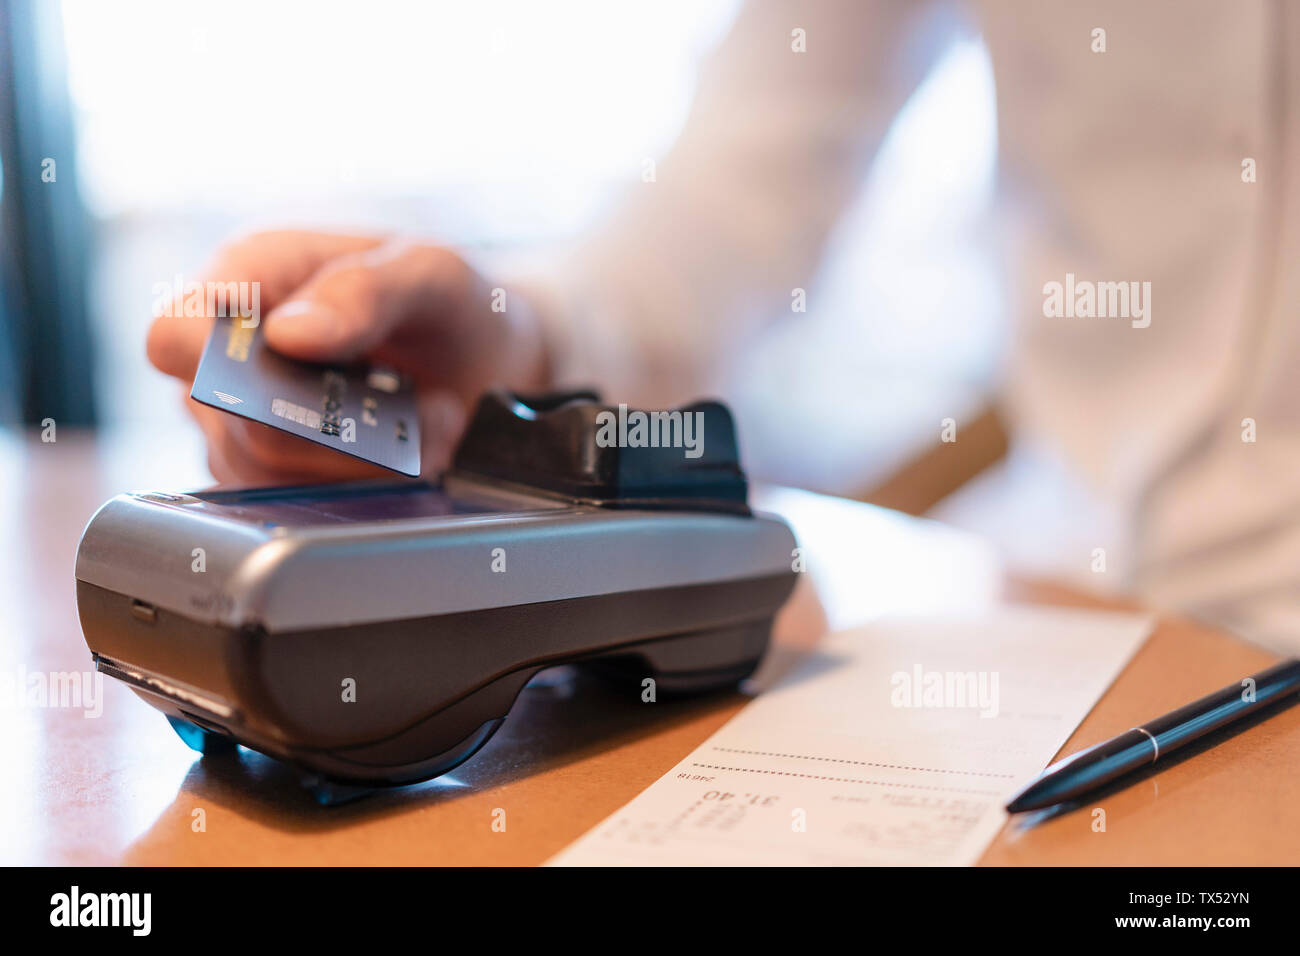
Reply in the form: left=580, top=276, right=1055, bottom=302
left=549, top=605, right=1152, bottom=866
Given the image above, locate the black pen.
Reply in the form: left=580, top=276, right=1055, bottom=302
left=1006, top=659, right=1300, bottom=813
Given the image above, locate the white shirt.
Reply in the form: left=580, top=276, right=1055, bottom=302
left=526, top=0, right=1300, bottom=653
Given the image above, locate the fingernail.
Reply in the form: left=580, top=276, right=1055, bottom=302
left=266, top=300, right=341, bottom=341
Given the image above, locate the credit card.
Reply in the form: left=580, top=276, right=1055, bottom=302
left=190, top=316, right=421, bottom=476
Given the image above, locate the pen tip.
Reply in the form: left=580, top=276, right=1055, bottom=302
left=1005, top=781, right=1047, bottom=813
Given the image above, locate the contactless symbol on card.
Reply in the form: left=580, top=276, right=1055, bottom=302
left=190, top=316, right=422, bottom=476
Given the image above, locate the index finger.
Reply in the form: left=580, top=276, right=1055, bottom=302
left=146, top=230, right=386, bottom=381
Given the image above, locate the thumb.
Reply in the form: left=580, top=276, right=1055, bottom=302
left=262, top=242, right=472, bottom=363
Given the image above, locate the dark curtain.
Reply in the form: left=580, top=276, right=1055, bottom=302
left=0, top=0, right=96, bottom=426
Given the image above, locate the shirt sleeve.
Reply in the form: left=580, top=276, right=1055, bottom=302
left=512, top=0, right=963, bottom=407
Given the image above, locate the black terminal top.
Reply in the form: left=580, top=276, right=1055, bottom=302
left=449, top=390, right=751, bottom=514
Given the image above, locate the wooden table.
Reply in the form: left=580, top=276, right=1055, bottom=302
left=2, top=430, right=1295, bottom=865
